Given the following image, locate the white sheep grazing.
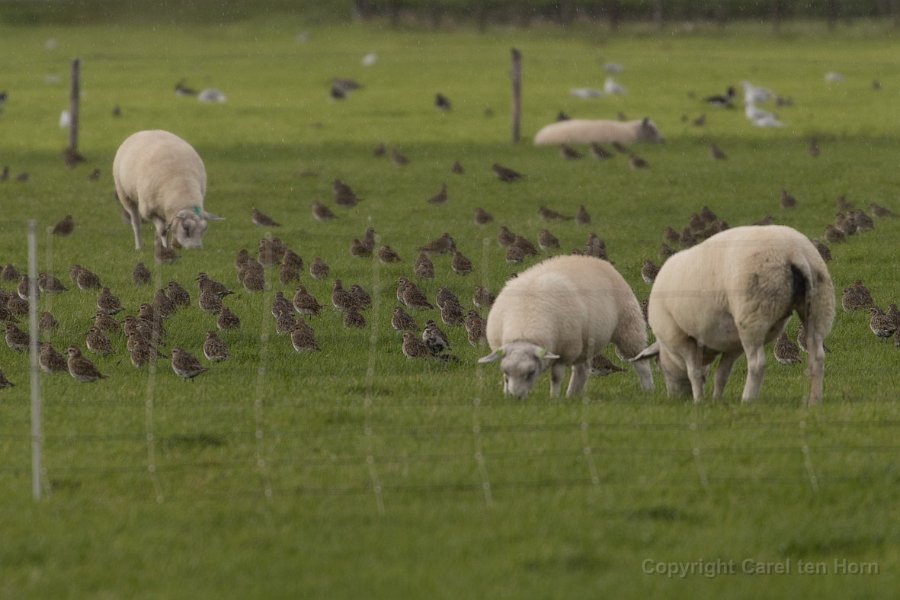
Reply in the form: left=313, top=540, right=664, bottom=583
left=533, top=118, right=663, bottom=146
left=632, top=225, right=835, bottom=405
left=113, top=130, right=223, bottom=250
left=478, top=255, right=653, bottom=399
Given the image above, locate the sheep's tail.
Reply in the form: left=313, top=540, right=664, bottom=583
left=791, top=247, right=835, bottom=405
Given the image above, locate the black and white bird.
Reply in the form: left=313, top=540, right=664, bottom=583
left=422, top=320, right=451, bottom=357
left=703, top=85, right=735, bottom=108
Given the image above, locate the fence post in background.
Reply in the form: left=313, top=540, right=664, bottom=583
left=27, top=220, right=43, bottom=501
left=65, top=58, right=82, bottom=166
left=510, top=48, right=521, bottom=144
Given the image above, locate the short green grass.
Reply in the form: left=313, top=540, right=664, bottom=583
left=1, top=17, right=899, bottom=599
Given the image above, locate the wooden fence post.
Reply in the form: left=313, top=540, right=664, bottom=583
left=510, top=48, right=521, bottom=144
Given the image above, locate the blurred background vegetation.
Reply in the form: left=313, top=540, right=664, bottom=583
left=2, top=0, right=899, bottom=29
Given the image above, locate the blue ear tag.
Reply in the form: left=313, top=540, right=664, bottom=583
left=193, top=206, right=201, bottom=216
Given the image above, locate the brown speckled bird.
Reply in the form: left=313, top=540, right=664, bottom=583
left=378, top=245, right=402, bottom=264
left=71, top=265, right=101, bottom=290
left=38, top=272, right=67, bottom=294
left=538, top=229, right=560, bottom=251
left=132, top=262, right=151, bottom=286
left=217, top=306, right=241, bottom=330
left=428, top=183, right=448, bottom=205
left=291, top=320, right=320, bottom=352
left=171, top=348, right=208, bottom=380
left=39, top=311, right=58, bottom=332
left=451, top=250, right=473, bottom=275
left=402, top=331, right=430, bottom=359
left=398, top=277, right=433, bottom=310
left=373, top=142, right=386, bottom=157
left=812, top=239, right=832, bottom=263
left=390, top=148, right=409, bottom=167
left=7, top=296, right=29, bottom=317
left=474, top=207, right=493, bottom=225
left=391, top=306, right=417, bottom=332
left=823, top=224, right=845, bottom=244
left=66, top=346, right=106, bottom=382
left=198, top=290, right=223, bottom=314
left=333, top=179, right=361, bottom=207
left=197, top=273, right=232, bottom=297
left=779, top=188, right=796, bottom=209
left=292, top=286, right=322, bottom=316
left=440, top=300, right=465, bottom=327
left=1, top=263, right=20, bottom=282
left=39, top=342, right=67, bottom=373
left=94, top=310, right=120, bottom=335
left=97, top=287, right=123, bottom=315
left=590, top=354, right=626, bottom=376
left=154, top=240, right=179, bottom=265
left=419, top=232, right=455, bottom=254
left=497, top=225, right=516, bottom=248
left=312, top=201, right=336, bottom=222
left=709, top=144, right=727, bottom=160
left=272, top=291, right=293, bottom=318
left=436, top=287, right=460, bottom=310
left=472, top=285, right=495, bottom=309
left=641, top=260, right=659, bottom=284
left=85, top=326, right=113, bottom=356
left=350, top=238, right=372, bottom=258
left=280, top=264, right=300, bottom=285
left=165, top=281, right=190, bottom=308
left=506, top=245, right=525, bottom=264
left=343, top=308, right=367, bottom=329
left=5, top=322, right=29, bottom=352
left=51, top=214, right=74, bottom=236
left=842, top=281, right=875, bottom=312
left=514, top=235, right=539, bottom=257
left=451, top=161, right=464, bottom=174
left=0, top=370, right=13, bottom=388
left=275, top=312, right=296, bottom=336
left=465, top=310, right=486, bottom=346
left=628, top=154, right=649, bottom=170
left=414, top=252, right=435, bottom=279
left=575, top=205, right=592, bottom=225
left=773, top=331, right=801, bottom=365
left=869, top=307, right=897, bottom=340
left=331, top=279, right=354, bottom=311
left=252, top=207, right=280, bottom=227
left=309, top=257, right=330, bottom=280
left=350, top=284, right=372, bottom=310
left=241, top=268, right=266, bottom=292
left=869, top=202, right=896, bottom=218
left=538, top=206, right=572, bottom=221
left=492, top=163, right=523, bottom=182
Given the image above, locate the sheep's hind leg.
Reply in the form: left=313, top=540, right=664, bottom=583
left=549, top=362, right=566, bottom=397
left=713, top=350, right=741, bottom=399
left=685, top=343, right=707, bottom=403
left=122, top=198, right=142, bottom=250
left=566, top=362, right=589, bottom=397
left=740, top=343, right=766, bottom=402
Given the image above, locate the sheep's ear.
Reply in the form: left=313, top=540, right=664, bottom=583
left=478, top=348, right=504, bottom=364
left=202, top=211, right=224, bottom=221
left=630, top=341, right=660, bottom=362
left=537, top=348, right=560, bottom=360
left=174, top=208, right=193, bottom=221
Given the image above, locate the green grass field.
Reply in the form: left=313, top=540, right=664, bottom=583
left=1, top=15, right=899, bottom=599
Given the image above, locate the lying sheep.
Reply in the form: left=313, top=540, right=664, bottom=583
left=533, top=118, right=664, bottom=146
left=113, top=130, right=223, bottom=250
left=478, top=255, right=653, bottom=398
left=632, top=225, right=835, bottom=405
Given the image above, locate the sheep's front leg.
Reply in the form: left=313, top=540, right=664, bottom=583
left=713, top=350, right=741, bottom=399
left=740, top=343, right=766, bottom=402
left=153, top=217, right=169, bottom=249
left=123, top=199, right=143, bottom=250
left=549, top=362, right=566, bottom=397
left=566, top=361, right=589, bottom=397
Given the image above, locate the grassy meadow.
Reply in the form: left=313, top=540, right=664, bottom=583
left=1, top=15, right=899, bottom=599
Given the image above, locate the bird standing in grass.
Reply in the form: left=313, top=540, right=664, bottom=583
left=5, top=323, right=29, bottom=352
left=474, top=207, right=493, bottom=225
left=331, top=280, right=354, bottom=311
left=709, top=144, right=727, bottom=160
left=391, top=307, right=417, bottom=332
left=780, top=189, right=797, bottom=209
left=869, top=307, right=897, bottom=340
left=293, top=286, right=322, bottom=316
left=309, top=257, right=330, bottom=280
left=451, top=161, right=464, bottom=174
left=422, top=320, right=451, bottom=357
left=398, top=277, right=433, bottom=310
left=539, top=206, right=572, bottom=221
left=291, top=321, right=320, bottom=352
left=343, top=308, right=367, bottom=329
left=402, top=331, right=430, bottom=359
left=451, top=250, right=473, bottom=275
left=198, top=290, right=223, bottom=314
left=869, top=202, right=896, bottom=218
left=217, top=307, right=241, bottom=330
left=390, top=148, right=409, bottom=167
left=472, top=285, right=495, bottom=309
left=132, top=262, right=151, bottom=286
left=67, top=346, right=106, bottom=382
left=378, top=245, right=402, bottom=264
left=39, top=311, right=58, bottom=332
left=590, top=354, right=626, bottom=376
left=576, top=205, right=592, bottom=225
left=773, top=331, right=801, bottom=364
left=435, top=93, right=452, bottom=111
left=85, top=326, right=114, bottom=356
left=641, top=260, right=659, bottom=284
left=538, top=229, right=560, bottom=251
left=823, top=224, right=845, bottom=244
left=208, top=334, right=238, bottom=362
left=414, top=252, right=435, bottom=279
left=465, top=310, right=486, bottom=346
left=333, top=179, right=361, bottom=207
left=428, top=183, right=448, bottom=205
left=312, top=201, right=336, bottom=222
left=842, top=281, right=875, bottom=312
left=252, top=208, right=280, bottom=227
left=38, top=272, right=67, bottom=293
left=39, top=342, right=67, bottom=373
left=51, top=214, right=74, bottom=236
left=492, top=163, right=523, bottom=182
left=166, top=281, right=190, bottom=308
left=629, top=154, right=649, bottom=170
left=171, top=348, right=208, bottom=380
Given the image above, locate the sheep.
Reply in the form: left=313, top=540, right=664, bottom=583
left=533, top=118, right=663, bottom=146
left=113, top=129, right=223, bottom=250
left=478, top=255, right=653, bottom=399
left=631, top=225, right=835, bottom=405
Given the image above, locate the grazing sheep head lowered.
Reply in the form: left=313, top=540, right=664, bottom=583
left=169, top=207, right=223, bottom=249
left=478, top=341, right=560, bottom=399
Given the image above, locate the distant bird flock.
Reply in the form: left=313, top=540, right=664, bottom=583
left=0, top=53, right=897, bottom=403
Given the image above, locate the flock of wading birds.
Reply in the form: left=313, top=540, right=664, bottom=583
left=0, top=150, right=898, bottom=390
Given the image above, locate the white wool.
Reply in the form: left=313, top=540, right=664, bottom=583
left=638, top=225, right=835, bottom=405
left=113, top=130, right=221, bottom=250
left=480, top=255, right=653, bottom=398
left=533, top=118, right=663, bottom=146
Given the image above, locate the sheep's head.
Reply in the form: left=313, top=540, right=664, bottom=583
left=638, top=117, right=664, bottom=143
left=171, top=208, right=224, bottom=249
left=631, top=341, right=691, bottom=397
left=478, top=341, right=560, bottom=399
